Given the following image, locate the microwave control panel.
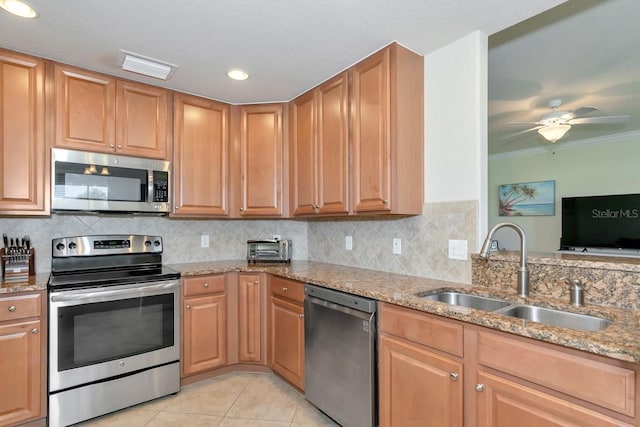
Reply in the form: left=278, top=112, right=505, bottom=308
left=153, top=171, right=169, bottom=202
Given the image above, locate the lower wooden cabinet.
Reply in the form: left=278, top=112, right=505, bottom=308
left=182, top=275, right=227, bottom=376
left=379, top=302, right=639, bottom=427
left=237, top=273, right=264, bottom=363
left=0, top=292, right=45, bottom=426
left=268, top=277, right=305, bottom=390
left=475, top=370, right=633, bottom=427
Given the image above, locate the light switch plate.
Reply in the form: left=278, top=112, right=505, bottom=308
left=448, top=239, right=467, bottom=260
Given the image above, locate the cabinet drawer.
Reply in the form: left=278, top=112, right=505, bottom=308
left=0, top=293, right=41, bottom=322
left=477, top=330, right=636, bottom=417
left=270, top=276, right=304, bottom=303
left=183, top=275, right=226, bottom=297
left=379, top=302, right=463, bottom=357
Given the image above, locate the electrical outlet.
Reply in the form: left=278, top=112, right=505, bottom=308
left=273, top=234, right=281, bottom=241
left=392, top=238, right=401, bottom=255
left=345, top=236, right=353, bottom=251
left=201, top=234, right=209, bottom=248
left=448, top=239, right=467, bottom=260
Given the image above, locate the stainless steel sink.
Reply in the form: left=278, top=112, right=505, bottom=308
left=421, top=292, right=511, bottom=311
left=495, top=304, right=613, bottom=331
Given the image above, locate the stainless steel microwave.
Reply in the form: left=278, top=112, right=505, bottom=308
left=52, top=148, right=170, bottom=214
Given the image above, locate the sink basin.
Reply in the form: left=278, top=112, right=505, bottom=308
left=421, top=292, right=511, bottom=311
left=495, top=305, right=613, bottom=331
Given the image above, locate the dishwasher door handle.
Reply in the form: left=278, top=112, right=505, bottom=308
left=306, top=295, right=374, bottom=321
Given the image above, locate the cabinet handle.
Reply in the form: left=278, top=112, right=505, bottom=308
left=109, top=144, right=115, bottom=148
left=186, top=305, right=191, bottom=310
left=239, top=207, right=244, bottom=212
left=8, top=305, right=16, bottom=312
left=253, top=280, right=259, bottom=284
left=31, top=328, right=38, bottom=334
left=117, top=144, right=122, bottom=149
left=450, top=372, right=459, bottom=381
left=298, top=314, right=304, bottom=319
left=282, top=287, right=288, bottom=292
left=383, top=199, right=388, bottom=204
left=204, top=283, right=209, bottom=288
left=475, top=384, right=484, bottom=392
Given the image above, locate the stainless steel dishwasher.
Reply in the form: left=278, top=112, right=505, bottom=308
left=304, top=284, right=377, bottom=427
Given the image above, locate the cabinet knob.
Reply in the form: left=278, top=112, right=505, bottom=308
left=298, top=313, right=304, bottom=319
left=186, top=305, right=191, bottom=310
left=109, top=144, right=115, bottom=149
left=31, top=328, right=38, bottom=334
left=117, top=144, right=122, bottom=149
left=475, top=384, right=485, bottom=392
left=8, top=305, right=16, bottom=312
left=253, top=280, right=259, bottom=284
left=383, top=199, right=388, bottom=204
left=450, top=372, right=459, bottom=381
left=239, top=207, right=244, bottom=212
left=204, top=283, right=209, bottom=288
left=282, top=287, right=288, bottom=292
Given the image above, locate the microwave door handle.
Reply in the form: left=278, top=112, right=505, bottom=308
left=147, top=171, right=154, bottom=203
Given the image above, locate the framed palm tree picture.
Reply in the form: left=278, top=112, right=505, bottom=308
left=498, top=180, right=555, bottom=216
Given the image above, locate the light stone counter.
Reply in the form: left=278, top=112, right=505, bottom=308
left=0, top=273, right=48, bottom=294
left=173, top=259, right=640, bottom=364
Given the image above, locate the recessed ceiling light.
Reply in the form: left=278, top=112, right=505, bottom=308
left=227, top=69, right=249, bottom=81
left=0, top=0, right=38, bottom=18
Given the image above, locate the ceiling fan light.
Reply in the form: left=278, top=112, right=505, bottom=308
left=538, top=124, right=571, bottom=143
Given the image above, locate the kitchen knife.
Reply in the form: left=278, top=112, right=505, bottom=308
left=2, top=233, right=7, bottom=249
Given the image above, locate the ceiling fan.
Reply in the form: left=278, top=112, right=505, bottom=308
left=503, top=99, right=629, bottom=143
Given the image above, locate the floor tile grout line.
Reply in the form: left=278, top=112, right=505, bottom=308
left=219, top=371, right=255, bottom=419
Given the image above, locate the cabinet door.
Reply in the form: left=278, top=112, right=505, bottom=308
left=269, top=296, right=304, bottom=389
left=239, top=104, right=284, bottom=217
left=0, top=320, right=41, bottom=426
left=54, top=64, right=116, bottom=152
left=475, top=370, right=633, bottom=427
left=351, top=47, right=391, bottom=213
left=238, top=274, right=263, bottom=363
left=290, top=91, right=317, bottom=215
left=173, top=93, right=229, bottom=216
left=116, top=80, right=169, bottom=159
left=0, top=50, right=47, bottom=215
left=317, top=71, right=349, bottom=214
left=379, top=333, right=462, bottom=427
left=182, top=294, right=227, bottom=375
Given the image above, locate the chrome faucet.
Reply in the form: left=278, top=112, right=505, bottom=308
left=479, top=222, right=529, bottom=298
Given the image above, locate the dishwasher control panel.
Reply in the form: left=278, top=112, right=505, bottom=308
left=304, top=284, right=377, bottom=313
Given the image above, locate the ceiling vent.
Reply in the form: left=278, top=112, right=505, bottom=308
left=119, top=50, right=178, bottom=80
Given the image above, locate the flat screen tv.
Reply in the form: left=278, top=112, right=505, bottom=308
left=560, top=193, right=640, bottom=250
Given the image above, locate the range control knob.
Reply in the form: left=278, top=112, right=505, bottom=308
left=55, top=242, right=65, bottom=251
left=68, top=242, right=77, bottom=250
left=153, top=240, right=161, bottom=247
left=144, top=240, right=152, bottom=248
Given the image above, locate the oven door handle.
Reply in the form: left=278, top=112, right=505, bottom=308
left=50, top=281, right=180, bottom=302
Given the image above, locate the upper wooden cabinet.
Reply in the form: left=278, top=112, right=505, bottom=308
left=0, top=50, right=48, bottom=215
left=54, top=64, right=169, bottom=159
left=351, top=43, right=424, bottom=214
left=173, top=93, right=229, bottom=217
left=234, top=104, right=285, bottom=217
left=290, top=72, right=349, bottom=216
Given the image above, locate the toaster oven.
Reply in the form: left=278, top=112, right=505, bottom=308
left=247, top=239, right=291, bottom=263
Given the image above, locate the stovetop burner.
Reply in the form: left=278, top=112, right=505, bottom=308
left=48, top=235, right=180, bottom=290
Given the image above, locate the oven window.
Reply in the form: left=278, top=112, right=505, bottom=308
left=54, top=161, right=147, bottom=202
left=57, top=293, right=174, bottom=371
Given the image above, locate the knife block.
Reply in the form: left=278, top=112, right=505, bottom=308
left=1, top=248, right=35, bottom=282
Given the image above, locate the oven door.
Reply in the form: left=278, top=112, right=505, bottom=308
left=49, top=280, right=179, bottom=392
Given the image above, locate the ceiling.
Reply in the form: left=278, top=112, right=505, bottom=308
left=489, top=0, right=640, bottom=155
left=0, top=0, right=564, bottom=104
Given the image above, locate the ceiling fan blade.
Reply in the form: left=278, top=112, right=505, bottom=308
left=567, top=115, right=630, bottom=125
left=503, top=121, right=545, bottom=126
left=501, top=125, right=545, bottom=139
left=561, top=106, right=598, bottom=120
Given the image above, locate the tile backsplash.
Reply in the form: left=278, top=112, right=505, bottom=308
left=0, top=200, right=477, bottom=283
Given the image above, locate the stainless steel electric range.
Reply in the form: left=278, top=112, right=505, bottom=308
left=47, top=235, right=181, bottom=427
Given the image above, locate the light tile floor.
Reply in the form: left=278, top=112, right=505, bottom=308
left=78, top=372, right=339, bottom=426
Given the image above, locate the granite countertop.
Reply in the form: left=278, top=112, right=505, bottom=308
left=3, top=261, right=638, bottom=364
left=175, top=260, right=640, bottom=364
